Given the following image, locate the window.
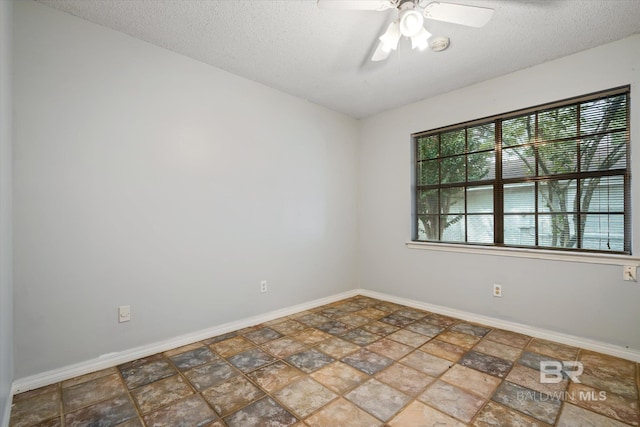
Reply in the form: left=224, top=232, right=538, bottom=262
left=413, top=87, right=630, bottom=254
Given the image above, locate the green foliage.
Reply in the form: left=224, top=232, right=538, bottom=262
left=416, top=125, right=494, bottom=240
left=417, top=93, right=628, bottom=247
left=501, top=94, right=627, bottom=248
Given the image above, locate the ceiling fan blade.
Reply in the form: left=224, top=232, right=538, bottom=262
left=371, top=41, right=391, bottom=61
left=423, top=2, right=494, bottom=28
left=371, top=21, right=400, bottom=61
left=317, top=0, right=395, bottom=11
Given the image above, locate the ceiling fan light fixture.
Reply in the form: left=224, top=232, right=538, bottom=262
left=378, top=20, right=401, bottom=51
left=430, top=36, right=450, bottom=52
left=410, top=26, right=431, bottom=51
left=399, top=8, right=424, bottom=37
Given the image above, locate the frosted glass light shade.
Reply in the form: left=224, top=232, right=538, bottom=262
left=379, top=20, right=401, bottom=51
left=411, top=27, right=431, bottom=50
left=399, top=9, right=424, bottom=37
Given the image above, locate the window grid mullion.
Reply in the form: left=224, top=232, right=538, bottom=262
left=534, top=112, right=540, bottom=247
left=412, top=87, right=630, bottom=254
left=464, top=128, right=469, bottom=243
left=495, top=119, right=504, bottom=245
left=576, top=102, right=582, bottom=249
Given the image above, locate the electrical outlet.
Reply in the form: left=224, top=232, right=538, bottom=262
left=493, top=284, right=502, bottom=298
left=118, top=305, right=131, bottom=323
left=623, top=266, right=637, bottom=282
left=260, top=280, right=268, bottom=293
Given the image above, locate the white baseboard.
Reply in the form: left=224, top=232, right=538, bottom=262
left=11, top=289, right=358, bottom=394
left=11, top=287, right=640, bottom=397
left=359, top=289, right=640, bottom=363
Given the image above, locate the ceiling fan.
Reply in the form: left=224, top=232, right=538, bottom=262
left=317, top=0, right=494, bottom=61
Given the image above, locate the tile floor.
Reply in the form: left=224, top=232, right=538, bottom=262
left=9, top=296, right=640, bottom=427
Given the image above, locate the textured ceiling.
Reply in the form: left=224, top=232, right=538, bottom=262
left=38, top=0, right=640, bottom=119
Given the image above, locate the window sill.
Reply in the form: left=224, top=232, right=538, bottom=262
left=405, top=241, right=640, bottom=266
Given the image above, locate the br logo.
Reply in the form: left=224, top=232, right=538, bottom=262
left=539, top=361, right=583, bottom=384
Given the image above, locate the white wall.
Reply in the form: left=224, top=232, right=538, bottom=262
left=0, top=0, right=13, bottom=423
left=13, top=1, right=359, bottom=378
left=359, top=35, right=640, bottom=350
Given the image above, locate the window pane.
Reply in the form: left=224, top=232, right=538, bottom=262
left=504, top=214, right=535, bottom=246
left=441, top=129, right=465, bottom=156
left=537, top=140, right=577, bottom=176
left=441, top=156, right=466, bottom=183
left=539, top=106, right=577, bottom=140
left=582, top=214, right=624, bottom=252
left=417, top=160, right=439, bottom=185
left=469, top=123, right=495, bottom=152
left=502, top=147, right=535, bottom=178
left=538, top=214, right=576, bottom=249
left=581, top=95, right=627, bottom=136
left=502, top=114, right=535, bottom=147
left=580, top=131, right=627, bottom=172
left=467, top=152, right=494, bottom=181
left=412, top=88, right=629, bottom=254
left=441, top=187, right=465, bottom=214
left=468, top=215, right=493, bottom=243
left=416, top=189, right=438, bottom=215
left=538, top=180, right=576, bottom=213
left=504, top=183, right=535, bottom=213
left=417, top=135, right=439, bottom=160
left=581, top=176, right=624, bottom=212
left=417, top=215, right=440, bottom=240
left=441, top=214, right=465, bottom=242
left=467, top=186, right=493, bottom=213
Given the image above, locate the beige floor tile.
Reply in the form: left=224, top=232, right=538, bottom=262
left=130, top=375, right=193, bottom=414
left=315, top=337, right=360, bottom=359
left=421, top=339, right=467, bottom=362
left=366, top=338, right=413, bottom=360
left=62, top=373, right=126, bottom=412
left=304, top=398, right=381, bottom=427
left=310, top=362, right=369, bottom=394
left=474, top=338, right=523, bottom=362
left=209, top=336, right=254, bottom=358
left=418, top=380, right=485, bottom=422
left=163, top=342, right=204, bottom=357
left=526, top=338, right=579, bottom=361
left=557, top=403, right=632, bottom=427
left=293, top=329, right=332, bottom=345
left=9, top=386, right=60, bottom=427
left=142, top=395, right=217, bottom=427
left=247, top=360, right=305, bottom=393
left=578, top=350, right=638, bottom=399
left=354, top=308, right=388, bottom=320
left=400, top=350, right=451, bottom=377
left=201, top=376, right=264, bottom=417
left=61, top=368, right=118, bottom=389
left=506, top=364, right=569, bottom=396
left=485, top=329, right=531, bottom=348
left=473, top=401, right=550, bottom=427
left=438, top=331, right=482, bottom=349
left=388, top=401, right=466, bottom=427
left=440, top=364, right=501, bottom=398
left=388, top=329, right=430, bottom=348
left=375, top=363, right=434, bottom=396
left=270, top=319, right=307, bottom=335
left=345, top=379, right=411, bottom=422
left=273, top=377, right=337, bottom=419
left=566, top=382, right=639, bottom=426
left=261, top=337, right=308, bottom=358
